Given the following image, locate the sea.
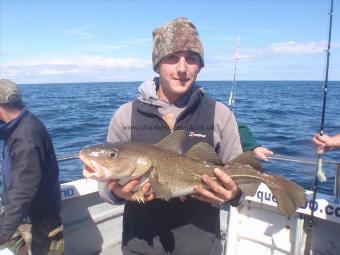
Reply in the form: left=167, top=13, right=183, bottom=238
left=0, top=80, right=339, bottom=196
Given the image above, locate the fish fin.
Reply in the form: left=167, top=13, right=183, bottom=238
left=185, top=142, right=224, bottom=165
left=149, top=169, right=173, bottom=201
left=229, top=151, right=263, bottom=172
left=156, top=130, right=187, bottom=154
left=133, top=190, right=146, bottom=203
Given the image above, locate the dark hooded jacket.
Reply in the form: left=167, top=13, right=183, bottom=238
left=0, top=108, right=61, bottom=244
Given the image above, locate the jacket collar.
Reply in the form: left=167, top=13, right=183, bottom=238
left=0, top=108, right=28, bottom=140
left=138, top=77, right=204, bottom=108
left=136, top=78, right=204, bottom=118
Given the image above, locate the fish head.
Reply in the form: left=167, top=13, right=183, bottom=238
left=79, top=142, right=152, bottom=182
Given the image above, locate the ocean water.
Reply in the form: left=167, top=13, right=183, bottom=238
left=0, top=81, right=339, bottom=196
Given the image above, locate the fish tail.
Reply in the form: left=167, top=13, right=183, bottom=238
left=264, top=175, right=306, bottom=216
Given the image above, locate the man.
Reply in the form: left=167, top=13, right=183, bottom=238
left=0, top=79, right=64, bottom=255
left=98, top=17, right=243, bottom=254
left=313, top=133, right=340, bottom=153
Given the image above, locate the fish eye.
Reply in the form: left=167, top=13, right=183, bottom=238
left=109, top=149, right=118, bottom=159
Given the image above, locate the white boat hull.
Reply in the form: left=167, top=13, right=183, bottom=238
left=60, top=179, right=340, bottom=255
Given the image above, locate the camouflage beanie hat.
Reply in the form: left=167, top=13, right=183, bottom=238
left=152, top=17, right=204, bottom=72
left=0, top=79, right=22, bottom=104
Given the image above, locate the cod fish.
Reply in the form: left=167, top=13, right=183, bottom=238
left=80, top=130, right=306, bottom=216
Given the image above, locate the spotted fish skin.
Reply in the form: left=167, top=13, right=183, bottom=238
left=80, top=130, right=306, bottom=216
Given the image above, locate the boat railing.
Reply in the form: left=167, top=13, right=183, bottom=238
left=55, top=151, right=340, bottom=203
left=57, top=152, right=340, bottom=166
left=0, top=154, right=80, bottom=198
left=57, top=153, right=79, bottom=162
left=1, top=152, right=340, bottom=203
left=267, top=154, right=340, bottom=203
left=268, top=154, right=340, bottom=166
left=335, top=165, right=340, bottom=203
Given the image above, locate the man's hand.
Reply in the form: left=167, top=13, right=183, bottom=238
left=253, top=146, right=273, bottom=161
left=107, top=179, right=156, bottom=202
left=313, top=133, right=334, bottom=153
left=192, top=168, right=240, bottom=206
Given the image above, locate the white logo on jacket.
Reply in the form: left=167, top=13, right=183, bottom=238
left=188, top=131, right=206, bottom=138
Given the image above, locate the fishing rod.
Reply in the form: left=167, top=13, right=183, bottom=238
left=315, top=0, right=335, bottom=184
left=305, top=0, right=334, bottom=254
left=311, top=0, right=333, bottom=211
left=228, top=36, right=240, bottom=110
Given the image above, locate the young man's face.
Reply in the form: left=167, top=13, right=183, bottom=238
left=157, top=51, right=201, bottom=103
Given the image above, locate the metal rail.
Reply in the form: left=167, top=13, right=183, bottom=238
left=2, top=152, right=338, bottom=169
left=55, top=152, right=340, bottom=166
left=268, top=154, right=340, bottom=166
left=57, top=154, right=79, bottom=162
left=335, top=165, right=340, bottom=203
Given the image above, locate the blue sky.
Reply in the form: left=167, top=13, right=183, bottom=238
left=1, top=0, right=339, bottom=84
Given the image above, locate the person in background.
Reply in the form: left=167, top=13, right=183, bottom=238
left=238, top=122, right=273, bottom=161
left=98, top=17, right=243, bottom=254
left=0, top=79, right=64, bottom=255
left=313, top=133, right=340, bottom=153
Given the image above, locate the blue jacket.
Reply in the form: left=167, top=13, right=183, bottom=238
left=0, top=108, right=61, bottom=244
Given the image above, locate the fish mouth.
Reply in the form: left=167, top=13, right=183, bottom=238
left=82, top=164, right=100, bottom=177
left=79, top=153, right=95, bottom=173
left=84, top=165, right=95, bottom=173
left=80, top=153, right=106, bottom=180
left=83, top=165, right=97, bottom=178
left=82, top=164, right=107, bottom=181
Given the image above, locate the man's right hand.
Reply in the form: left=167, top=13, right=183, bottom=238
left=107, top=179, right=156, bottom=202
left=253, top=147, right=273, bottom=161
